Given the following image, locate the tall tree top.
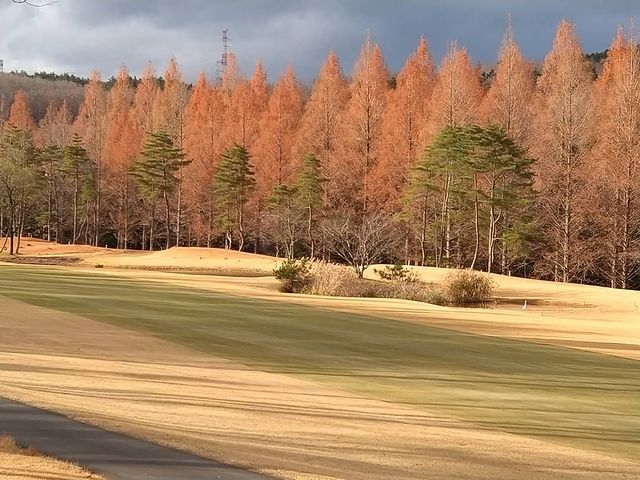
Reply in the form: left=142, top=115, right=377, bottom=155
left=222, top=53, right=241, bottom=91
left=428, top=42, right=483, bottom=132
left=352, top=35, right=390, bottom=87
left=251, top=60, right=269, bottom=104
left=397, top=36, right=436, bottom=87
left=7, top=90, right=35, bottom=132
left=539, top=20, right=591, bottom=89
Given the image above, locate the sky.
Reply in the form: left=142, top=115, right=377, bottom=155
left=0, top=0, right=638, bottom=82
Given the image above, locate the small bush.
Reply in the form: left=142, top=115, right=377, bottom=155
left=273, top=258, right=311, bottom=293
left=305, top=261, right=357, bottom=296
left=442, top=269, right=495, bottom=306
left=374, top=263, right=418, bottom=283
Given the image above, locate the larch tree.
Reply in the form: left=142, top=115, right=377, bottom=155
left=131, top=62, right=159, bottom=145
left=104, top=66, right=136, bottom=249
left=428, top=43, right=483, bottom=134
left=334, top=36, right=389, bottom=214
left=39, top=100, right=73, bottom=148
left=372, top=36, right=436, bottom=212
left=7, top=90, right=35, bottom=132
left=74, top=70, right=106, bottom=246
left=221, top=52, right=241, bottom=93
left=183, top=73, right=225, bottom=245
left=254, top=67, right=304, bottom=196
left=154, top=57, right=190, bottom=245
left=591, top=28, right=640, bottom=288
left=223, top=60, right=268, bottom=149
left=481, top=24, right=535, bottom=146
left=254, top=68, right=303, bottom=253
left=294, top=51, right=349, bottom=168
left=533, top=20, right=593, bottom=282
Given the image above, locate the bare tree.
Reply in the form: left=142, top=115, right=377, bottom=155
left=323, top=212, right=398, bottom=277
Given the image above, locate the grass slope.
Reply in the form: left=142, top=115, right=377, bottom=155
left=0, top=265, right=638, bottom=461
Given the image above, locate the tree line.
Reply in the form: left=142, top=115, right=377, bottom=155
left=0, top=20, right=639, bottom=289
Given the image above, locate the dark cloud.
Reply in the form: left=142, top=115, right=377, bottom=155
left=0, top=0, right=637, bottom=82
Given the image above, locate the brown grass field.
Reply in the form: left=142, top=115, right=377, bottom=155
left=0, top=435, right=104, bottom=480
left=0, top=239, right=639, bottom=479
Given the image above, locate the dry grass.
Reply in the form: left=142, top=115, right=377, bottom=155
left=0, top=435, right=38, bottom=456
left=0, top=435, right=104, bottom=480
left=0, top=281, right=639, bottom=479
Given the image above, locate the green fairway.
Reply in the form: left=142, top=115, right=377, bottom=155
left=0, top=265, right=638, bottom=461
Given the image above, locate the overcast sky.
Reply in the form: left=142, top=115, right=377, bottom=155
left=0, top=1, right=638, bottom=82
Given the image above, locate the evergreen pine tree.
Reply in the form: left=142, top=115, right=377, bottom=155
left=131, top=130, right=189, bottom=250
left=214, top=144, right=255, bottom=251
left=63, top=133, right=92, bottom=243
left=295, top=153, right=326, bottom=258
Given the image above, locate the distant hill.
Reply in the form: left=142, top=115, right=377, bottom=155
left=0, top=71, right=85, bottom=122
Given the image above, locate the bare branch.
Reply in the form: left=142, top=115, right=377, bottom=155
left=11, top=0, right=57, bottom=7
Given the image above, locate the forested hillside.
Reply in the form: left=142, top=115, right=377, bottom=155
left=0, top=21, right=637, bottom=289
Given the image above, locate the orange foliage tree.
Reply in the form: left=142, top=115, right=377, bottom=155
left=222, top=60, right=269, bottom=149
left=254, top=67, right=304, bottom=196
left=372, top=37, right=436, bottom=212
left=295, top=51, right=349, bottom=166
left=183, top=73, right=226, bottom=245
left=73, top=70, right=106, bottom=246
left=591, top=28, right=640, bottom=288
left=333, top=36, right=389, bottom=214
left=104, top=66, right=137, bottom=249
left=533, top=20, right=593, bottom=282
left=7, top=90, right=35, bottom=132
left=482, top=24, right=535, bottom=146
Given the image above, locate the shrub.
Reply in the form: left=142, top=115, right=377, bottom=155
left=442, top=269, right=495, bottom=306
left=374, top=263, right=418, bottom=283
left=273, top=258, right=311, bottom=293
left=305, top=261, right=357, bottom=296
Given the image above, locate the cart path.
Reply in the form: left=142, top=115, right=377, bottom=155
left=0, top=396, right=271, bottom=480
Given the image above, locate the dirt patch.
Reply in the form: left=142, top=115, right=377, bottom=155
left=0, top=256, right=83, bottom=266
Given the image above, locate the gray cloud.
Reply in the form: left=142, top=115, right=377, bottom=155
left=0, top=0, right=637, bottom=83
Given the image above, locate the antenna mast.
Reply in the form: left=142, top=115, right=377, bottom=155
left=217, top=29, right=230, bottom=82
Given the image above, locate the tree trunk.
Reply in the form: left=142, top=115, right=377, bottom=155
left=149, top=203, right=155, bottom=252
left=164, top=190, right=171, bottom=250
left=307, top=205, right=314, bottom=259
left=562, top=182, right=571, bottom=283
left=176, top=183, right=182, bottom=247
left=8, top=204, right=14, bottom=255
left=123, top=179, right=129, bottom=250
left=471, top=175, right=480, bottom=270
left=621, top=185, right=631, bottom=289
left=94, top=167, right=101, bottom=247
left=73, top=172, right=79, bottom=244
left=419, top=196, right=428, bottom=266
left=47, top=185, right=52, bottom=242
left=237, top=201, right=244, bottom=252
